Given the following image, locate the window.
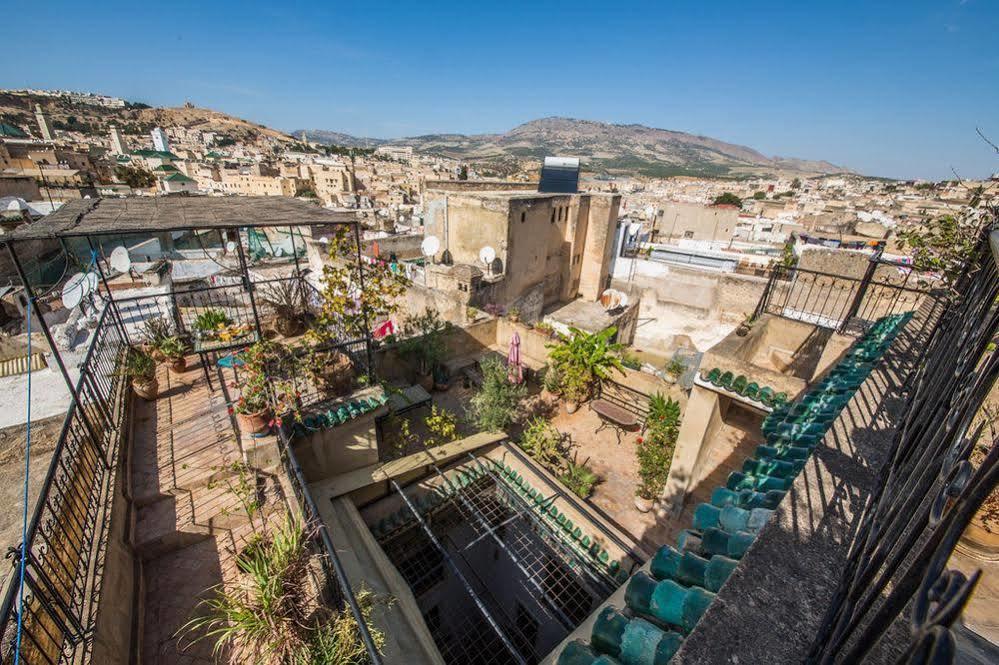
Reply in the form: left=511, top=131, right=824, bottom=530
left=521, top=211, right=526, bottom=223
left=683, top=230, right=694, bottom=239
left=550, top=208, right=556, bottom=224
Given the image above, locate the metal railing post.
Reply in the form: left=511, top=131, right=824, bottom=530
left=839, top=253, right=880, bottom=333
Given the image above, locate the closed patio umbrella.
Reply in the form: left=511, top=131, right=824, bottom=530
left=508, top=331, right=524, bottom=384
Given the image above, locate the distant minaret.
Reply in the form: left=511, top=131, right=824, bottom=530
left=34, top=104, right=55, bottom=141
left=151, top=126, right=170, bottom=152
left=109, top=125, right=128, bottom=154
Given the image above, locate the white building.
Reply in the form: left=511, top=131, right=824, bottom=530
left=109, top=125, right=128, bottom=155
left=151, top=127, right=170, bottom=153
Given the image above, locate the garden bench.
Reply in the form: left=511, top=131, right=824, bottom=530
left=590, top=398, right=641, bottom=445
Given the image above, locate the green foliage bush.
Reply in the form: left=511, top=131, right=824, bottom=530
left=469, top=356, right=526, bottom=431
left=637, top=393, right=682, bottom=500
left=560, top=456, right=599, bottom=499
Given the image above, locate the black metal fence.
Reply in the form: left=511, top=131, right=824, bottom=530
left=754, top=256, right=932, bottom=335
left=0, top=305, right=128, bottom=664
left=808, top=228, right=999, bottom=663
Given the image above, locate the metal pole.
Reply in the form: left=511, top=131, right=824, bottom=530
left=425, top=462, right=576, bottom=630
left=85, top=236, right=131, bottom=346
left=389, top=479, right=528, bottom=665
left=234, top=228, right=263, bottom=336
left=287, top=225, right=311, bottom=313
left=839, top=252, right=880, bottom=333
left=352, top=222, right=375, bottom=378
left=4, top=241, right=108, bottom=466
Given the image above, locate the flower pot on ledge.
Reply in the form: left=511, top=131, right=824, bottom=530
left=634, top=495, right=655, bottom=513
left=166, top=355, right=187, bottom=373
left=132, top=377, right=159, bottom=401
left=237, top=409, right=272, bottom=435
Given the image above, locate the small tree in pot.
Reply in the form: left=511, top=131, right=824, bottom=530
left=123, top=349, right=158, bottom=400
left=260, top=280, right=307, bottom=338
left=547, top=326, right=625, bottom=412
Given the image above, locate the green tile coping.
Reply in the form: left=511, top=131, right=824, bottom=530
left=293, top=392, right=389, bottom=436
left=699, top=368, right=789, bottom=408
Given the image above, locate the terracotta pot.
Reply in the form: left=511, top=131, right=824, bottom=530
left=236, top=409, right=273, bottom=435
left=634, top=496, right=655, bottom=513
left=736, top=324, right=751, bottom=337
left=132, top=377, right=159, bottom=400
left=275, top=316, right=304, bottom=338
left=318, top=352, right=355, bottom=396
left=167, top=355, right=187, bottom=373
left=150, top=347, right=166, bottom=362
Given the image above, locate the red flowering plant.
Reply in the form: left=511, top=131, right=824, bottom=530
left=230, top=340, right=302, bottom=423
left=635, top=393, right=682, bottom=501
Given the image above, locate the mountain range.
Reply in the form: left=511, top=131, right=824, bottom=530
left=295, top=116, right=854, bottom=178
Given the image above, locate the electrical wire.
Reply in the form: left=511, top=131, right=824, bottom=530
left=14, top=288, right=32, bottom=664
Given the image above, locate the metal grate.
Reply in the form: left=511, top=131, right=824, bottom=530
left=378, top=472, right=613, bottom=664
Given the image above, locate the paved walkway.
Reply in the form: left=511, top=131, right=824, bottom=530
left=131, top=356, right=280, bottom=665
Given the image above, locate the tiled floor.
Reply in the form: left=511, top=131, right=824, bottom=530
left=131, top=357, right=279, bottom=665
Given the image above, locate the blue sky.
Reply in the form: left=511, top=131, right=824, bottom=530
left=2, top=1, right=997, bottom=180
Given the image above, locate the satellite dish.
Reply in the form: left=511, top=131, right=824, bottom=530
left=62, top=273, right=88, bottom=309
left=225, top=240, right=237, bottom=253
left=421, top=235, right=441, bottom=257
left=600, top=289, right=623, bottom=311
left=85, top=272, right=99, bottom=293
left=109, top=246, right=131, bottom=273
left=318, top=237, right=329, bottom=245
left=479, top=246, right=496, bottom=265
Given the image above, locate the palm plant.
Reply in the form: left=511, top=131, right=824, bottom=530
left=547, top=326, right=626, bottom=402
left=560, top=455, right=600, bottom=499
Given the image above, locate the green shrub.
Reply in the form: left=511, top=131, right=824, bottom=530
left=518, top=417, right=566, bottom=469
left=560, top=456, right=599, bottom=499
left=194, top=308, right=232, bottom=332
left=637, top=393, right=682, bottom=500
left=469, top=356, right=526, bottom=431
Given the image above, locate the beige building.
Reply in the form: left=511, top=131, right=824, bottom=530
left=311, top=164, right=355, bottom=206
left=655, top=201, right=739, bottom=244
left=219, top=170, right=297, bottom=197
left=420, top=181, right=621, bottom=320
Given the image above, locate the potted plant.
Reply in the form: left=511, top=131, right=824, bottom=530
left=231, top=377, right=273, bottom=434
left=507, top=307, right=520, bottom=323
left=634, top=484, right=656, bottom=513
left=124, top=349, right=158, bottom=400
left=665, top=358, right=685, bottom=384
left=541, top=365, right=563, bottom=400
left=433, top=364, right=451, bottom=391
left=141, top=316, right=171, bottom=361
left=736, top=313, right=755, bottom=337
left=157, top=335, right=190, bottom=373
left=260, top=280, right=306, bottom=338
left=534, top=321, right=555, bottom=339
left=194, top=309, right=233, bottom=342
left=547, top=326, right=625, bottom=413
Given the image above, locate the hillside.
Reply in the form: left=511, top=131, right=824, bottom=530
left=0, top=92, right=294, bottom=146
left=294, top=116, right=854, bottom=178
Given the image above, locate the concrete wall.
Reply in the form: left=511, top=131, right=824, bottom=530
left=656, top=202, right=739, bottom=243
left=578, top=196, right=620, bottom=301
left=613, top=265, right=770, bottom=354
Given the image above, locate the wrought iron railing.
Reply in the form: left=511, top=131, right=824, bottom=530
left=808, top=227, right=999, bottom=663
left=754, top=257, right=932, bottom=335
left=0, top=304, right=128, bottom=664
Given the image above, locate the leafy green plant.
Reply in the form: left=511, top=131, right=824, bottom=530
left=637, top=393, right=682, bottom=500
left=621, top=352, right=642, bottom=371
left=469, top=356, right=527, bottom=431
left=542, top=364, right=563, bottom=394
left=518, top=417, right=566, bottom=470
left=424, top=405, right=459, bottom=448
left=156, top=335, right=189, bottom=360
left=397, top=307, right=448, bottom=376
left=260, top=279, right=306, bottom=322
left=665, top=358, right=685, bottom=379
left=194, top=308, right=233, bottom=332
left=560, top=455, right=599, bottom=499
left=712, top=192, right=742, bottom=208
left=141, top=315, right=172, bottom=346
left=122, top=348, right=156, bottom=379
left=547, top=326, right=626, bottom=403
